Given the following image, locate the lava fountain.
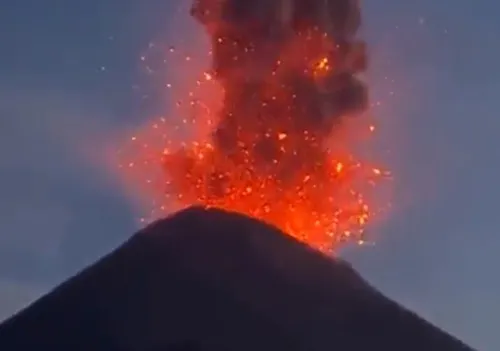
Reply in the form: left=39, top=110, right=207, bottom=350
left=120, top=0, right=391, bottom=253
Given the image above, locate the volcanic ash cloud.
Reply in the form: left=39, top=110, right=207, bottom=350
left=146, top=0, right=389, bottom=251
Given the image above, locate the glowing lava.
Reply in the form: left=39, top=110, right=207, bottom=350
left=119, top=0, right=391, bottom=253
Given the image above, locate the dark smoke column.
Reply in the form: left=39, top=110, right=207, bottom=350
left=191, top=0, right=368, bottom=170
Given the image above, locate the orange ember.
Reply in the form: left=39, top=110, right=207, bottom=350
left=163, top=136, right=380, bottom=250
left=119, top=0, right=391, bottom=253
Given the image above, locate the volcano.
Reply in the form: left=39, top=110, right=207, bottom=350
left=0, top=207, right=473, bottom=350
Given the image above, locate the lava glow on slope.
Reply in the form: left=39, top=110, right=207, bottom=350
left=118, top=2, right=391, bottom=253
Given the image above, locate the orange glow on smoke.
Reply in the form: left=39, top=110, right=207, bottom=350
left=118, top=26, right=390, bottom=253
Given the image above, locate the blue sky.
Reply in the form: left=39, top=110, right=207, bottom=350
left=1, top=1, right=499, bottom=349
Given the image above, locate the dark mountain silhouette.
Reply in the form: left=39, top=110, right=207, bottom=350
left=0, top=206, right=474, bottom=350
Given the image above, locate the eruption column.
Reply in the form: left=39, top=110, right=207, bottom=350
left=162, top=0, right=380, bottom=251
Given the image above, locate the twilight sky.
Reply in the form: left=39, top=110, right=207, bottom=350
left=1, top=1, right=499, bottom=349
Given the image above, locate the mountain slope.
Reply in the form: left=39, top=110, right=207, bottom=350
left=0, top=206, right=474, bottom=350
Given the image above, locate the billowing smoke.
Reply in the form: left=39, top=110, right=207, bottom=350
left=160, top=0, right=379, bottom=250
left=191, top=0, right=367, bottom=176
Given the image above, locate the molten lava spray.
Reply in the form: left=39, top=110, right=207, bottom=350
left=123, top=0, right=390, bottom=252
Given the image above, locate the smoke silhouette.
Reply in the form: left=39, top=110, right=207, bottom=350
left=179, top=0, right=368, bottom=183
left=194, top=0, right=366, bottom=162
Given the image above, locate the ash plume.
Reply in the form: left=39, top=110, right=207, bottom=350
left=160, top=0, right=380, bottom=248
left=190, top=0, right=368, bottom=175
